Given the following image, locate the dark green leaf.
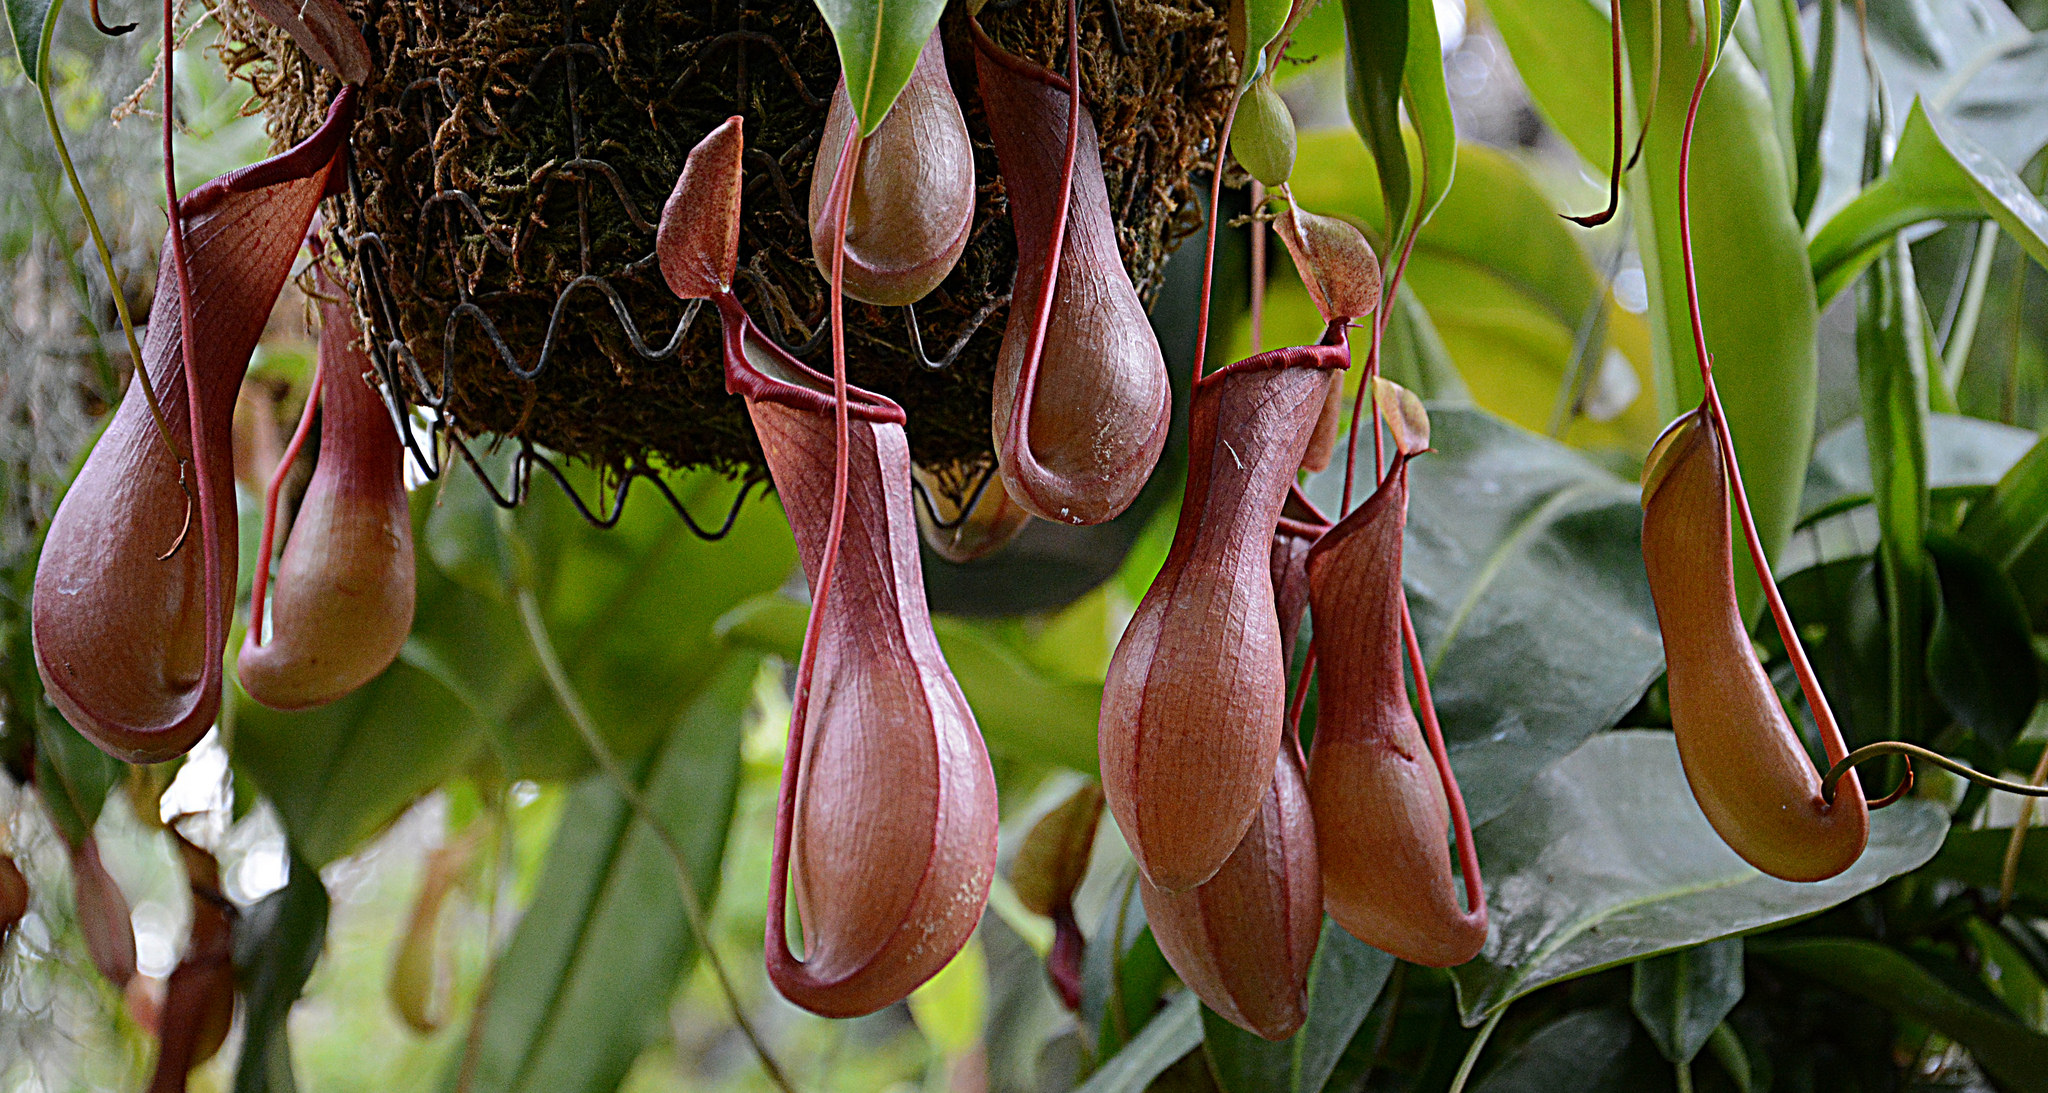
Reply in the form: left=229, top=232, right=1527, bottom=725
left=716, top=595, right=1102, bottom=773
left=1755, top=938, right=2048, bottom=1093
left=5, top=0, right=60, bottom=84
left=1800, top=412, right=2039, bottom=523
left=446, top=653, right=757, bottom=1093
left=810, top=0, right=945, bottom=136
left=1307, top=408, right=1664, bottom=824
left=1074, top=991, right=1202, bottom=1093
left=231, top=854, right=330, bottom=1093
left=1342, top=0, right=1410, bottom=238
left=1630, top=939, right=1744, bottom=1065
left=1811, top=101, right=2048, bottom=306
left=1451, top=731, right=1950, bottom=1022
left=1471, top=1009, right=1656, bottom=1093
left=1925, top=532, right=2040, bottom=751
left=982, top=912, right=1071, bottom=1093
left=1856, top=235, right=1933, bottom=743
left=1201, top=922, right=1395, bottom=1093
left=32, top=708, right=123, bottom=846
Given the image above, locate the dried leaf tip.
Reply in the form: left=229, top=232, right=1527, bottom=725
left=1373, top=377, right=1428, bottom=456
left=247, top=0, right=372, bottom=84
left=659, top=116, right=745, bottom=300
left=1275, top=195, right=1381, bottom=324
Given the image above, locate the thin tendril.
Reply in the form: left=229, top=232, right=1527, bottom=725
left=39, top=63, right=192, bottom=554
left=1822, top=741, right=2048, bottom=808
left=1403, top=603, right=1484, bottom=922
left=248, top=371, right=323, bottom=648
left=513, top=590, right=797, bottom=1093
left=1998, top=744, right=2048, bottom=912
left=91, top=0, right=137, bottom=34
left=1564, top=0, right=1625, bottom=227
left=1189, top=93, right=1241, bottom=388
left=1447, top=1007, right=1508, bottom=1093
left=1673, top=32, right=1859, bottom=803
left=1340, top=230, right=1416, bottom=514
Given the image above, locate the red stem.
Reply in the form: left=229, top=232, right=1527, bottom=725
left=1672, top=39, right=1856, bottom=785
left=162, top=0, right=223, bottom=733
left=1189, top=94, right=1241, bottom=388
left=1402, top=602, right=1484, bottom=921
left=247, top=370, right=324, bottom=647
left=996, top=0, right=1086, bottom=491
left=1564, top=0, right=1625, bottom=228
left=1340, top=229, right=1416, bottom=513
left=765, top=118, right=864, bottom=982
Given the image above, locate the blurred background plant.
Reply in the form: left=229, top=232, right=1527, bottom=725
left=2, top=0, right=2047, bottom=1091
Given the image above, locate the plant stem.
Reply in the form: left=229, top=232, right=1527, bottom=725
left=1447, top=1007, right=1507, bottom=1093
left=248, top=370, right=323, bottom=647
left=1941, top=220, right=2000, bottom=400
left=1997, top=744, right=2048, bottom=913
left=514, top=588, right=796, bottom=1093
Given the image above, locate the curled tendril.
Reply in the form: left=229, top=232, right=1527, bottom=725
left=1821, top=741, right=2048, bottom=809
left=91, top=0, right=136, bottom=35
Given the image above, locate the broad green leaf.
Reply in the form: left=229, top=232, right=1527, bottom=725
left=446, top=654, right=757, bottom=1093
left=5, top=0, right=59, bottom=84
left=1800, top=412, right=2039, bottom=523
left=233, top=656, right=484, bottom=867
left=1450, top=731, right=1949, bottom=1023
left=1925, top=827, right=2048, bottom=908
left=1081, top=872, right=1170, bottom=1060
left=1201, top=922, right=1394, bottom=1093
left=1960, top=434, right=2048, bottom=572
left=231, top=854, right=330, bottom=1093
left=1856, top=236, right=1933, bottom=743
left=1381, top=282, right=1471, bottom=406
left=1342, top=0, right=1410, bottom=239
left=1308, top=409, right=1665, bottom=824
left=1630, top=939, right=1743, bottom=1066
left=1925, top=533, right=2040, bottom=753
left=1074, top=991, right=1202, bottom=1093
left=715, top=594, right=1102, bottom=773
left=1754, top=938, right=2048, bottom=1092
left=1239, top=0, right=1293, bottom=86
left=1471, top=1009, right=1662, bottom=1093
left=811, top=0, right=946, bottom=136
left=1810, top=101, right=2048, bottom=307
left=911, top=934, right=987, bottom=1059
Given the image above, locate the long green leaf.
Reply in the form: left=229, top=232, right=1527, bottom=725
left=1342, top=0, right=1411, bottom=240
left=446, top=654, right=757, bottom=1093
left=1400, top=0, right=1455, bottom=232
left=1471, top=1009, right=1658, bottom=1093
left=1756, top=938, right=2048, bottom=1092
left=1960, top=434, right=2048, bottom=572
left=1800, top=412, right=2039, bottom=524
left=5, top=0, right=59, bottom=83
left=1074, top=992, right=1202, bottom=1093
left=1855, top=235, right=1932, bottom=744
left=1450, top=731, right=1949, bottom=1023
left=812, top=0, right=947, bottom=136
left=1240, top=0, right=1293, bottom=85
left=1924, top=532, right=2041, bottom=753
left=1926, top=827, right=2048, bottom=908
left=1811, top=101, right=2048, bottom=306
left=1202, top=922, right=1395, bottom=1093
left=1081, top=871, right=1170, bottom=1060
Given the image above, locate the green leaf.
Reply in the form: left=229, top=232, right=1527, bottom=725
left=1307, top=408, right=1665, bottom=824
left=446, top=654, right=757, bottom=1093
left=1960, top=433, right=2048, bottom=572
left=1924, top=533, right=2041, bottom=753
left=1201, top=922, right=1395, bottom=1093
left=5, top=0, right=60, bottom=84
left=1810, top=101, right=2048, bottom=307
left=1755, top=938, right=2048, bottom=1093
left=32, top=709, right=124, bottom=846
left=1081, top=872, right=1170, bottom=1060
left=1629, top=939, right=1743, bottom=1066
left=1239, top=0, right=1293, bottom=86
left=1342, top=0, right=1411, bottom=239
left=231, top=854, right=330, bottom=1093
left=1450, top=731, right=1950, bottom=1023
left=982, top=912, right=1073, bottom=1093
left=1856, top=236, right=1933, bottom=744
left=1074, top=991, right=1203, bottom=1093
left=1399, top=0, right=1455, bottom=231
left=716, top=594, right=1102, bottom=773
left=1800, top=412, right=2039, bottom=523
left=811, top=0, right=946, bottom=136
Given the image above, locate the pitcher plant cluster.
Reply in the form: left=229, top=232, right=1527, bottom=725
left=13, top=0, right=2048, bottom=1088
